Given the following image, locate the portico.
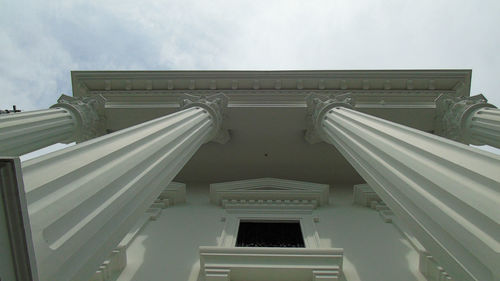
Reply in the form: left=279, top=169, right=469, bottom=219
left=1, top=70, right=499, bottom=281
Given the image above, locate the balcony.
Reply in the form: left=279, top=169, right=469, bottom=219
left=199, top=246, right=344, bottom=281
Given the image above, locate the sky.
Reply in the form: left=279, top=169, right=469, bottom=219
left=1, top=0, right=500, bottom=157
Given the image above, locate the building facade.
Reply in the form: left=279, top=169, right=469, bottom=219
left=0, top=70, right=499, bottom=281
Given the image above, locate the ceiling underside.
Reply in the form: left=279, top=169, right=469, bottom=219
left=71, top=70, right=472, bottom=185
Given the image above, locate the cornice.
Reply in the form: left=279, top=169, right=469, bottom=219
left=72, top=69, right=472, bottom=80
left=71, top=70, right=471, bottom=100
left=209, top=177, right=330, bottom=208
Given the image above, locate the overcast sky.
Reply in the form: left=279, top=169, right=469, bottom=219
left=1, top=0, right=500, bottom=157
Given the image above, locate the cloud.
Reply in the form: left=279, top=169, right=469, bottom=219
left=1, top=0, right=499, bottom=107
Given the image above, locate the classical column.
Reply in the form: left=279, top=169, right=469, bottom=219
left=306, top=93, right=500, bottom=281
left=0, top=94, right=105, bottom=156
left=436, top=94, right=500, bottom=148
left=21, top=93, right=228, bottom=281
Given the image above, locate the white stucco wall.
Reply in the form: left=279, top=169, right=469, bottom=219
left=116, top=183, right=426, bottom=281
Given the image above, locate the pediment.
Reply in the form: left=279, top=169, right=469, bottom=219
left=209, top=178, right=329, bottom=208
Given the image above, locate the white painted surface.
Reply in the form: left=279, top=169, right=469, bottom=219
left=309, top=96, right=500, bottom=281
left=200, top=246, right=343, bottom=281
left=70, top=70, right=472, bottom=184
left=116, top=185, right=426, bottom=281
left=210, top=177, right=329, bottom=207
left=22, top=103, right=221, bottom=281
left=20, top=143, right=75, bottom=162
left=467, top=107, right=500, bottom=148
left=0, top=94, right=105, bottom=156
left=0, top=108, right=75, bottom=156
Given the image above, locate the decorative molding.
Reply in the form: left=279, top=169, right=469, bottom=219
left=88, top=182, right=185, bottom=281
left=419, top=252, right=454, bottom=281
left=205, top=179, right=341, bottom=280
left=313, top=270, right=342, bottom=281
left=145, top=182, right=187, bottom=220
left=318, top=80, right=325, bottom=90
left=406, top=79, right=414, bottom=90
left=275, top=79, right=282, bottom=90
left=156, top=181, right=186, bottom=206
left=428, top=80, right=436, bottom=90
left=253, top=79, right=260, bottom=90
left=352, top=183, right=380, bottom=207
left=200, top=246, right=344, bottom=281
left=209, top=178, right=329, bottom=208
left=221, top=199, right=318, bottom=210
left=51, top=94, right=107, bottom=143
left=353, top=184, right=456, bottom=280
left=340, top=80, right=348, bottom=90
left=353, top=184, right=394, bottom=223
left=305, top=93, right=354, bottom=144
left=217, top=211, right=322, bottom=249
left=88, top=246, right=126, bottom=281
left=72, top=70, right=472, bottom=107
left=180, top=93, right=230, bottom=144
left=97, top=89, right=451, bottom=109
left=76, top=82, right=90, bottom=96
left=435, top=93, right=496, bottom=144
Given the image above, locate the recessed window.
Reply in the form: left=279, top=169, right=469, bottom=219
left=236, top=221, right=305, bottom=248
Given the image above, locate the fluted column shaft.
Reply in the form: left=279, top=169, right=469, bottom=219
left=307, top=94, right=500, bottom=281
left=464, top=106, right=500, bottom=148
left=0, top=108, right=75, bottom=155
left=436, top=94, right=500, bottom=148
left=21, top=94, right=227, bottom=281
left=0, top=95, right=105, bottom=156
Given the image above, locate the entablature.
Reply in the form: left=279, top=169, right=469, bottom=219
left=72, top=70, right=471, bottom=109
left=72, top=69, right=471, bottom=96
left=67, top=69, right=474, bottom=184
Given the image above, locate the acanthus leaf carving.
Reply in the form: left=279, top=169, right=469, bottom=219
left=305, top=92, right=355, bottom=144
left=180, top=93, right=230, bottom=144
left=51, top=94, right=107, bottom=143
left=435, top=93, right=496, bottom=144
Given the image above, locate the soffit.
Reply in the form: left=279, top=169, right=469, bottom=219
left=69, top=70, right=471, bottom=184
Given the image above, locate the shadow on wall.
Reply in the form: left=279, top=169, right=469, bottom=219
left=315, top=186, right=426, bottom=281
left=115, top=184, right=425, bottom=281
left=115, top=184, right=224, bottom=281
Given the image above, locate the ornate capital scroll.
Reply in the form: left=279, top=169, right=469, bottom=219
left=51, top=94, right=107, bottom=142
left=435, top=94, right=496, bottom=145
left=180, top=93, right=230, bottom=144
left=305, top=93, right=354, bottom=144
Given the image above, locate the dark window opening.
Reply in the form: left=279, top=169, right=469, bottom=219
left=235, top=221, right=305, bottom=248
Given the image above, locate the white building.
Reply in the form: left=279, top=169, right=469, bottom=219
left=0, top=70, right=499, bottom=281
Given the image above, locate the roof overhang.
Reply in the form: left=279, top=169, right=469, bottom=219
left=70, top=70, right=472, bottom=184
left=72, top=69, right=471, bottom=108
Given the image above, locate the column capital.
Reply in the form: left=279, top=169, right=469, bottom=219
left=435, top=94, right=496, bottom=144
left=305, top=93, right=354, bottom=144
left=50, top=94, right=107, bottom=143
left=180, top=93, right=230, bottom=144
